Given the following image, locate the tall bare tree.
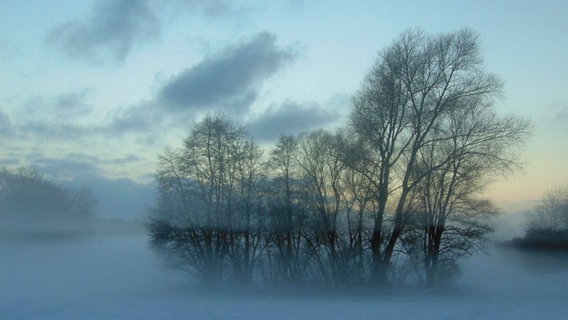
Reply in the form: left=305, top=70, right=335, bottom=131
left=407, top=94, right=530, bottom=286
left=351, top=28, right=522, bottom=284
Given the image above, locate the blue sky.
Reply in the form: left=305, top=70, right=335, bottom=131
left=1, top=0, right=567, bottom=218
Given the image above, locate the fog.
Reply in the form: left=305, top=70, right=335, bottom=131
left=2, top=215, right=568, bottom=320
left=0, top=233, right=186, bottom=302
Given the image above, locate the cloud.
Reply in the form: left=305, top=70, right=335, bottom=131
left=0, top=110, right=10, bottom=134
left=24, top=153, right=147, bottom=184
left=33, top=155, right=103, bottom=180
left=19, top=122, right=91, bottom=140
left=52, top=90, right=94, bottom=118
left=158, top=32, right=296, bottom=115
left=106, top=100, right=161, bottom=134
left=168, top=0, right=234, bottom=18
left=102, top=32, right=297, bottom=140
left=103, top=100, right=193, bottom=147
left=0, top=90, right=95, bottom=140
left=0, top=157, right=20, bottom=167
left=3, top=92, right=159, bottom=146
left=17, top=90, right=94, bottom=121
left=554, top=106, right=568, bottom=122
left=246, top=99, right=344, bottom=143
left=543, top=101, right=568, bottom=131
left=47, top=0, right=160, bottom=64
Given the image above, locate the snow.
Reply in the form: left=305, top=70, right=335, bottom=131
left=2, top=231, right=568, bottom=320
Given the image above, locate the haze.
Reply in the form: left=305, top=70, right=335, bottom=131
left=1, top=1, right=568, bottom=319
left=2, top=215, right=568, bottom=319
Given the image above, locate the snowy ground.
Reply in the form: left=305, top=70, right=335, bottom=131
left=1, top=228, right=568, bottom=320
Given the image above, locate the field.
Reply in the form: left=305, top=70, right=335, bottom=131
left=2, top=223, right=568, bottom=320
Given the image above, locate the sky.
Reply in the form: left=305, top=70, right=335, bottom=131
left=1, top=0, right=567, bottom=219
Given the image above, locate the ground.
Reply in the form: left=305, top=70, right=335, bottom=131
left=1, top=230, right=568, bottom=320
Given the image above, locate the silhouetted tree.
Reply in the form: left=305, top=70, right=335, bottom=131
left=149, top=29, right=531, bottom=289
left=403, top=93, right=530, bottom=286
left=351, top=28, right=528, bottom=284
left=295, top=130, right=350, bottom=284
left=149, top=113, right=266, bottom=284
left=265, top=134, right=310, bottom=284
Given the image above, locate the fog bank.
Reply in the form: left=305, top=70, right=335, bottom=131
left=2, top=221, right=568, bottom=319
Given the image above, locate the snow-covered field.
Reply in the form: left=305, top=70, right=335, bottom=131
left=2, top=228, right=568, bottom=320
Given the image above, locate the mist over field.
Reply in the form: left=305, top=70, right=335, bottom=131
left=2, top=1, right=568, bottom=319
left=2, top=212, right=568, bottom=320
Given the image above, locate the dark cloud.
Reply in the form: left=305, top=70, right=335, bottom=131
left=102, top=32, right=296, bottom=139
left=246, top=99, right=344, bottom=143
left=47, top=0, right=160, bottom=64
left=158, top=32, right=296, bottom=114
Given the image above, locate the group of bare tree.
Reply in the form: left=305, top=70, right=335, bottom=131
left=148, top=28, right=530, bottom=287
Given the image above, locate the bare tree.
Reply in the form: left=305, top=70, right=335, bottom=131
left=296, top=130, right=345, bottom=283
left=228, top=137, right=266, bottom=283
left=266, top=134, right=310, bottom=284
left=148, top=29, right=531, bottom=288
left=265, top=130, right=376, bottom=285
left=295, top=129, right=369, bottom=284
left=410, top=95, right=529, bottom=286
left=351, top=28, right=521, bottom=284
left=149, top=114, right=265, bottom=284
left=335, top=130, right=377, bottom=282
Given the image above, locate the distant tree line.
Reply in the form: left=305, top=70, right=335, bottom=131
left=148, top=28, right=531, bottom=287
left=512, top=186, right=568, bottom=250
left=0, top=166, right=95, bottom=234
